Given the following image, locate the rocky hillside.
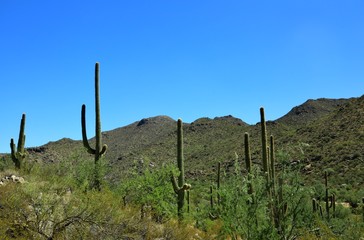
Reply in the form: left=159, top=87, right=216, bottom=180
left=24, top=95, right=363, bottom=188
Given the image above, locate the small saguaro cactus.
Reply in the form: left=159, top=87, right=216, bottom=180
left=270, top=135, right=276, bottom=195
left=324, top=171, right=336, bottom=221
left=312, top=198, right=318, bottom=213
left=312, top=198, right=323, bottom=217
left=171, top=118, right=191, bottom=219
left=81, top=62, right=108, bottom=190
left=217, top=162, right=221, bottom=205
left=10, top=113, right=27, bottom=169
left=244, top=132, right=254, bottom=195
left=362, top=197, right=364, bottom=222
left=209, top=162, right=221, bottom=219
left=276, top=177, right=288, bottom=232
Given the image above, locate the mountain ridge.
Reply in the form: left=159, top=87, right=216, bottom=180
left=12, top=95, right=363, bottom=188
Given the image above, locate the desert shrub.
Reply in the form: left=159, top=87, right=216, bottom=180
left=211, top=163, right=315, bottom=240
left=217, top=166, right=275, bottom=239
left=0, top=155, right=14, bottom=172
left=116, top=161, right=179, bottom=221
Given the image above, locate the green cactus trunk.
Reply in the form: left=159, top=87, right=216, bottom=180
left=217, top=161, right=221, bottom=205
left=81, top=62, right=107, bottom=191
left=325, top=171, right=330, bottom=221
left=95, top=62, right=102, bottom=165
left=177, top=119, right=184, bottom=188
left=244, top=132, right=254, bottom=195
left=210, top=185, right=214, bottom=210
left=171, top=119, right=190, bottom=219
left=362, top=197, right=364, bottom=222
left=210, top=162, right=221, bottom=213
left=324, top=171, right=336, bottom=221
left=176, top=118, right=185, bottom=217
left=260, top=107, right=269, bottom=178
left=259, top=108, right=287, bottom=232
left=10, top=113, right=26, bottom=169
left=270, top=135, right=276, bottom=195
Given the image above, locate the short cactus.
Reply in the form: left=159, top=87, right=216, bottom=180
left=324, top=171, right=335, bottom=221
left=217, top=162, right=221, bottom=205
left=244, top=132, right=254, bottom=195
left=270, top=135, right=276, bottom=195
left=10, top=113, right=27, bottom=169
left=362, top=197, right=364, bottom=222
left=209, top=162, right=221, bottom=219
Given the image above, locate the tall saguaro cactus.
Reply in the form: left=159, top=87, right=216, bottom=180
left=260, top=107, right=270, bottom=180
left=81, top=62, right=107, bottom=190
left=259, top=108, right=288, bottom=231
left=10, top=113, right=27, bottom=169
left=171, top=118, right=191, bottom=219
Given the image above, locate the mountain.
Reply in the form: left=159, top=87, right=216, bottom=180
left=24, top=95, right=363, bottom=188
left=276, top=98, right=349, bottom=126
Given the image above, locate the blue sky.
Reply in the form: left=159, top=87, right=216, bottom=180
left=1, top=1, right=363, bottom=153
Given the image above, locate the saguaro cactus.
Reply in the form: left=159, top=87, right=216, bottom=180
left=217, top=162, right=221, bottom=205
left=10, top=113, right=27, bottom=169
left=362, top=197, right=364, bottom=222
left=260, top=107, right=269, bottom=178
left=210, top=162, right=221, bottom=219
left=259, top=108, right=288, bottom=231
left=324, top=171, right=336, bottom=221
left=81, top=62, right=107, bottom=190
left=171, top=119, right=191, bottom=219
left=270, top=135, right=276, bottom=195
left=244, top=132, right=254, bottom=195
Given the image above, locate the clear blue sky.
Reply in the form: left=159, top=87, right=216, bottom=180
left=1, top=1, right=363, bottom=153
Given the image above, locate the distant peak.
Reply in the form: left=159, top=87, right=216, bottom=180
left=213, top=115, right=236, bottom=120
left=191, top=115, right=247, bottom=126
left=136, top=115, right=175, bottom=127
left=276, top=98, right=349, bottom=125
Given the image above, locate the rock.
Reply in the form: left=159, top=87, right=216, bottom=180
left=0, top=174, right=25, bottom=186
left=14, top=176, right=25, bottom=183
left=304, top=164, right=312, bottom=171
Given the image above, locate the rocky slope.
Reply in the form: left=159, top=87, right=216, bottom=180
left=23, top=95, right=363, bottom=188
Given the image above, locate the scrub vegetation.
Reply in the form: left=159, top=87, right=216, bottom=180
left=1, top=63, right=363, bottom=239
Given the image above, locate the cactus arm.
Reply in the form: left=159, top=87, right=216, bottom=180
left=100, top=144, right=108, bottom=156
left=81, top=104, right=96, bottom=154
left=10, top=138, right=16, bottom=162
left=171, top=173, right=179, bottom=194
